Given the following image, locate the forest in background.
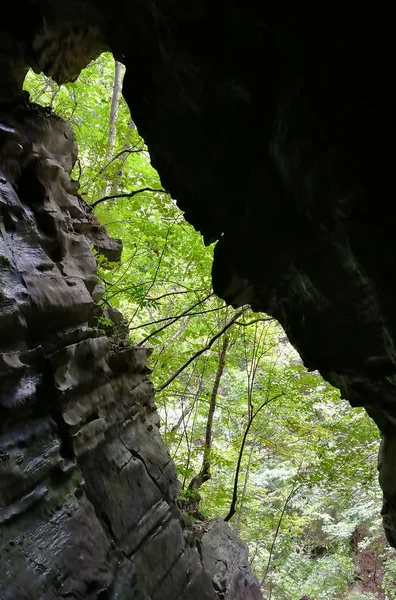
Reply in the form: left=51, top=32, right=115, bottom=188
left=23, top=53, right=396, bottom=600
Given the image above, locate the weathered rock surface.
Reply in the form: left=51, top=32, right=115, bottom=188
left=0, top=104, right=261, bottom=598
left=199, top=518, right=263, bottom=600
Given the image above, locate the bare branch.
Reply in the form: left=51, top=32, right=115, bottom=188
left=146, top=289, right=204, bottom=302
left=170, top=403, right=194, bottom=434
left=137, top=293, right=214, bottom=346
left=130, top=306, right=224, bottom=331
left=142, top=222, right=172, bottom=300
left=32, top=77, right=51, bottom=103
left=90, top=187, right=167, bottom=210
left=99, top=146, right=144, bottom=174
left=236, top=317, right=274, bottom=327
left=74, top=158, right=82, bottom=183
left=49, top=82, right=61, bottom=109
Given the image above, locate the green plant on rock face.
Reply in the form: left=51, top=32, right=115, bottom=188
left=95, top=316, right=113, bottom=329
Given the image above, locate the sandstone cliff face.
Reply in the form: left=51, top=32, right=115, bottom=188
left=0, top=103, right=262, bottom=598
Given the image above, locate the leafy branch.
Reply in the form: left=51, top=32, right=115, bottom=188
left=156, top=307, right=247, bottom=393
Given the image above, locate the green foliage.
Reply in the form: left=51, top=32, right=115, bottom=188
left=381, top=547, right=396, bottom=598
left=347, top=593, right=379, bottom=600
left=273, top=552, right=355, bottom=600
left=24, top=54, right=394, bottom=600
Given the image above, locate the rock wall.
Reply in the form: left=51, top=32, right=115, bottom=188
left=0, top=102, right=261, bottom=598
left=2, top=0, right=396, bottom=581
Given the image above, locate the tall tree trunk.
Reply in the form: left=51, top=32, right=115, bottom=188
left=112, top=119, right=136, bottom=194
left=104, top=60, right=124, bottom=195
left=188, top=333, right=230, bottom=493
left=108, top=60, right=123, bottom=153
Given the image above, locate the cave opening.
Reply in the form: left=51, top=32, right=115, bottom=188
left=1, top=5, right=396, bottom=599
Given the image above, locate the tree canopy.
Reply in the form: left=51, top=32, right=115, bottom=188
left=24, top=53, right=396, bottom=600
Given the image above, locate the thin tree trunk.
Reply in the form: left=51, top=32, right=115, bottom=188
left=181, top=379, right=203, bottom=490
left=104, top=60, right=123, bottom=195
left=171, top=403, right=194, bottom=435
left=111, top=119, right=136, bottom=194
left=108, top=60, right=123, bottom=153
left=234, top=443, right=254, bottom=536
left=201, top=335, right=229, bottom=475
left=188, top=334, right=230, bottom=492
left=49, top=80, right=61, bottom=109
left=224, top=393, right=284, bottom=522
left=260, top=483, right=301, bottom=589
